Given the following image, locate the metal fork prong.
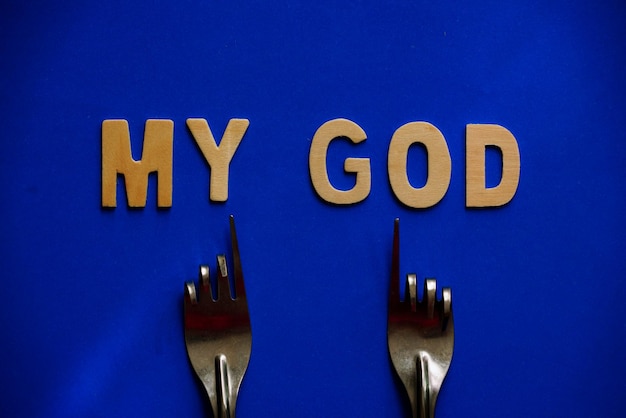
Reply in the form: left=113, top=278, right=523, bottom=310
left=442, top=287, right=452, bottom=331
left=199, top=264, right=212, bottom=297
left=216, top=254, right=232, bottom=300
left=229, top=215, right=245, bottom=300
left=407, top=274, right=417, bottom=312
left=424, top=279, right=437, bottom=319
left=185, top=281, right=198, bottom=305
left=390, top=218, right=401, bottom=308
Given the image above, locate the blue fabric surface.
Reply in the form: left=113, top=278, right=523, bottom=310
left=1, top=1, right=625, bottom=417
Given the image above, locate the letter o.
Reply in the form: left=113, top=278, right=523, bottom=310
left=388, top=122, right=451, bottom=208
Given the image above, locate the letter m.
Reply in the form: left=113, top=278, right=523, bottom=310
left=102, top=119, right=174, bottom=207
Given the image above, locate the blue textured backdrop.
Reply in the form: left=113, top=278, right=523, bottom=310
left=1, top=1, right=625, bottom=417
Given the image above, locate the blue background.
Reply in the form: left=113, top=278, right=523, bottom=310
left=1, top=1, right=625, bottom=417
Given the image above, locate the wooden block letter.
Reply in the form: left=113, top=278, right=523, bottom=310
left=388, top=122, right=451, bottom=208
left=187, top=118, right=250, bottom=202
left=309, top=118, right=371, bottom=204
left=102, top=119, right=174, bottom=207
left=466, top=124, right=520, bottom=207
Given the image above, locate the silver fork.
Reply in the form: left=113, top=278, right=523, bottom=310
left=387, top=219, right=454, bottom=418
left=184, top=215, right=252, bottom=418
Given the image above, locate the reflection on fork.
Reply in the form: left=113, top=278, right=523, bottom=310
left=387, top=219, right=454, bottom=418
left=184, top=215, right=252, bottom=418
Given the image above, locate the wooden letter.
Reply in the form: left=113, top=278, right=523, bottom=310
left=102, top=119, right=173, bottom=207
left=187, top=118, right=250, bottom=202
left=388, top=122, right=451, bottom=208
left=466, top=124, right=520, bottom=207
left=309, top=118, right=371, bottom=204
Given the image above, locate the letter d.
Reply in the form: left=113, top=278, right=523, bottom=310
left=466, top=124, right=520, bottom=207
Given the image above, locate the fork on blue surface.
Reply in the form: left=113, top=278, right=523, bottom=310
left=387, top=219, right=454, bottom=418
left=184, top=215, right=252, bottom=418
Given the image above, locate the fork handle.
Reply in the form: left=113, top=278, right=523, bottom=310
left=417, top=353, right=433, bottom=418
left=216, top=355, right=232, bottom=418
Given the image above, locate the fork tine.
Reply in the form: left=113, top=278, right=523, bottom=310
left=424, top=278, right=437, bottom=319
left=216, top=254, right=232, bottom=300
left=185, top=281, right=198, bottom=305
left=199, top=264, right=213, bottom=300
left=406, top=273, right=417, bottom=312
left=229, top=215, right=246, bottom=300
left=442, top=287, right=452, bottom=331
left=390, top=218, right=401, bottom=309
